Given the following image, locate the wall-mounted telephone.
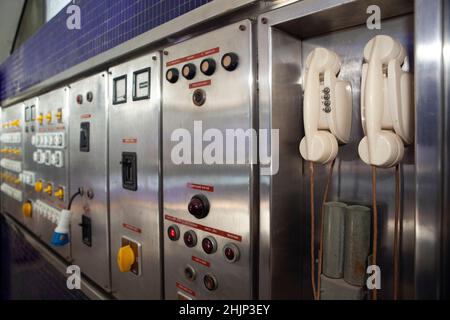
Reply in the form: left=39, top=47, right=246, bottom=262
left=299, top=47, right=352, bottom=164
left=358, top=35, right=413, bottom=167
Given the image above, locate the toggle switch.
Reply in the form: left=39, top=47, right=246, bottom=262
left=117, top=238, right=141, bottom=275
left=35, top=180, right=43, bottom=192
left=37, top=113, right=44, bottom=124
left=44, top=183, right=53, bottom=196
left=117, top=245, right=136, bottom=273
left=22, top=201, right=32, bottom=218
left=56, top=109, right=63, bottom=122
left=54, top=187, right=64, bottom=200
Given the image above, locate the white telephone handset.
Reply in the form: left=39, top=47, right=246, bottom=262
left=358, top=35, right=413, bottom=167
left=299, top=48, right=352, bottom=164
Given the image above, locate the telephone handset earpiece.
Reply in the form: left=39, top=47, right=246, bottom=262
left=299, top=47, right=352, bottom=164
left=358, top=35, right=413, bottom=168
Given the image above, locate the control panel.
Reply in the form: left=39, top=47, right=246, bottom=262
left=21, top=98, right=41, bottom=234
left=109, top=52, right=162, bottom=299
left=0, top=103, right=24, bottom=223
left=163, top=20, right=255, bottom=299
left=33, top=88, right=70, bottom=260
left=69, top=72, right=111, bottom=291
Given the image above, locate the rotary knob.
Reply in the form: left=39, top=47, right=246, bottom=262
left=221, top=53, right=239, bottom=71
left=188, top=194, right=210, bottom=219
left=182, top=63, right=196, bottom=80
left=200, top=58, right=216, bottom=76
left=166, top=68, right=179, bottom=83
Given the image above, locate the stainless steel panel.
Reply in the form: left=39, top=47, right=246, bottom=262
left=34, top=87, right=71, bottom=260
left=258, top=0, right=417, bottom=299
left=109, top=52, right=162, bottom=300
left=22, top=97, right=40, bottom=234
left=414, top=0, right=445, bottom=299
left=69, top=72, right=111, bottom=291
left=163, top=20, right=256, bottom=300
left=0, top=103, right=24, bottom=223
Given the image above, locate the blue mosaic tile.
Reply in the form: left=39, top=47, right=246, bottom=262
left=0, top=0, right=212, bottom=101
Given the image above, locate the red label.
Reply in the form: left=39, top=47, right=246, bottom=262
left=122, top=223, right=142, bottom=234
left=122, top=138, right=137, bottom=144
left=165, top=214, right=242, bottom=242
left=189, top=80, right=211, bottom=89
left=80, top=114, right=91, bottom=119
left=192, top=256, right=210, bottom=267
left=176, top=282, right=196, bottom=296
left=187, top=183, right=214, bottom=192
left=166, top=47, right=220, bottom=66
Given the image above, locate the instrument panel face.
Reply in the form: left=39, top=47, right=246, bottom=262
left=69, top=72, right=111, bottom=291
left=109, top=52, right=162, bottom=299
left=162, top=20, right=255, bottom=300
left=0, top=103, right=25, bottom=223
left=34, top=88, right=71, bottom=260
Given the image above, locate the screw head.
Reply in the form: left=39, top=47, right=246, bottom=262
left=239, top=25, right=246, bottom=31
left=261, top=17, right=268, bottom=24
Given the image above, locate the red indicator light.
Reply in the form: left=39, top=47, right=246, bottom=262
left=168, top=225, right=180, bottom=241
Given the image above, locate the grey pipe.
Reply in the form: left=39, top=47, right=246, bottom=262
left=322, top=202, right=347, bottom=279
left=344, top=205, right=371, bottom=286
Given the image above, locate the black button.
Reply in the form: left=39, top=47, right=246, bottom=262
left=202, top=236, right=217, bottom=254
left=223, top=243, right=240, bottom=263
left=192, top=89, right=206, bottom=107
left=188, top=194, right=210, bottom=219
left=168, top=225, right=180, bottom=241
left=200, top=59, right=216, bottom=76
left=204, top=274, right=218, bottom=291
left=183, top=230, right=197, bottom=247
left=184, top=265, right=196, bottom=281
left=166, top=68, right=179, bottom=83
left=221, top=53, right=239, bottom=71
left=86, top=92, right=93, bottom=102
left=182, top=63, right=196, bottom=80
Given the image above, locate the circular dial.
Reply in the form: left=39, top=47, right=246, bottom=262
left=202, top=236, right=217, bottom=254
left=183, top=230, right=197, bottom=247
left=188, top=194, right=210, bottom=219
left=223, top=243, right=240, bottom=263
left=166, top=68, right=179, bottom=83
left=221, top=53, right=239, bottom=71
left=192, top=89, right=206, bottom=107
left=203, top=274, right=218, bottom=291
left=167, top=225, right=180, bottom=241
left=182, top=63, right=196, bottom=80
left=200, top=58, right=216, bottom=76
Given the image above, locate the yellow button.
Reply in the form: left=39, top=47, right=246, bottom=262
left=11, top=119, right=20, bottom=127
left=117, top=245, right=136, bottom=273
left=54, top=188, right=64, bottom=200
left=35, top=181, right=43, bottom=192
left=56, top=111, right=62, bottom=121
left=23, top=202, right=32, bottom=218
left=14, top=178, right=21, bottom=185
left=37, top=114, right=44, bottom=124
left=46, top=112, right=52, bottom=123
left=44, top=184, right=53, bottom=196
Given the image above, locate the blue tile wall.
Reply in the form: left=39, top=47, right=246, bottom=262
left=0, top=0, right=212, bottom=101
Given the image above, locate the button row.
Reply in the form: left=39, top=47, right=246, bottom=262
left=34, top=199, right=63, bottom=224
left=167, top=225, right=240, bottom=263
left=0, top=132, right=22, bottom=144
left=32, top=132, right=65, bottom=148
left=183, top=265, right=219, bottom=291
left=0, top=183, right=23, bottom=202
left=166, top=52, right=239, bottom=83
left=33, top=149, right=64, bottom=168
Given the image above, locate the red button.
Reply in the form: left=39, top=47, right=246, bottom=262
left=168, top=225, right=180, bottom=241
